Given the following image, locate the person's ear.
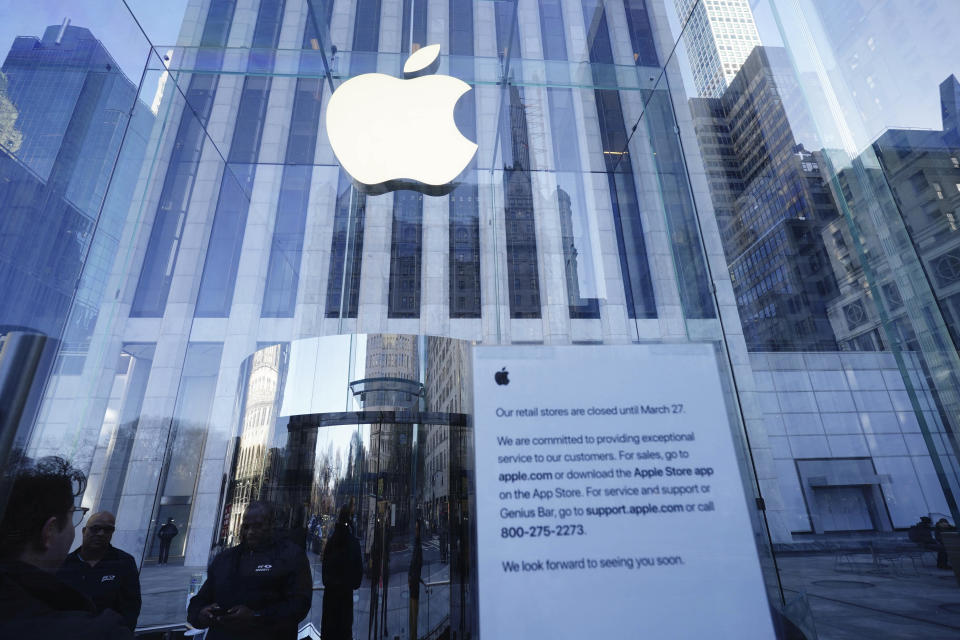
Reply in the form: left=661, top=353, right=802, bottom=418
left=40, top=515, right=62, bottom=550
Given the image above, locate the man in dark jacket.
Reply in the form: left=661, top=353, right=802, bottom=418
left=156, top=517, right=179, bottom=564
left=321, top=505, right=363, bottom=640
left=0, top=456, right=132, bottom=639
left=408, top=519, right=424, bottom=640
left=59, top=510, right=142, bottom=630
left=187, top=501, right=312, bottom=639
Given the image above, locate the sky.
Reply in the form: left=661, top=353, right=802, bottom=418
left=2, top=0, right=957, bottom=153
left=0, top=0, right=187, bottom=85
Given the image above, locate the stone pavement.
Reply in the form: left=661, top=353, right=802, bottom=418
left=777, top=552, right=960, bottom=639
left=137, top=548, right=960, bottom=638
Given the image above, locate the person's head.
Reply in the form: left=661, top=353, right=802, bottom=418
left=0, top=456, right=86, bottom=569
left=337, top=505, right=351, bottom=527
left=241, top=501, right=273, bottom=550
left=81, top=511, right=116, bottom=555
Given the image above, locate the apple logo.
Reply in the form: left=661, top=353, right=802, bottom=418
left=495, top=368, right=509, bottom=386
left=325, top=44, right=478, bottom=195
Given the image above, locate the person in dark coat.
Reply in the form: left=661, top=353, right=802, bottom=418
left=935, top=518, right=956, bottom=569
left=0, top=456, right=132, bottom=639
left=408, top=519, right=424, bottom=640
left=321, top=505, right=363, bottom=640
left=368, top=510, right=383, bottom=640
left=187, top=501, right=312, bottom=640
left=59, top=510, right=142, bottom=631
left=156, top=518, right=179, bottom=564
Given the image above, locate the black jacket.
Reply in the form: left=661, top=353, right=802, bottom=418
left=0, top=560, right=132, bottom=639
left=58, top=545, right=142, bottom=631
left=157, top=523, right=179, bottom=541
left=187, top=538, right=312, bottom=640
left=321, top=524, right=363, bottom=591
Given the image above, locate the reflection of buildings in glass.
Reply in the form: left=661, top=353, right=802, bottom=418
left=673, top=0, right=761, bottom=98
left=557, top=187, right=584, bottom=309
left=824, top=75, right=960, bottom=351
left=422, top=337, right=468, bottom=526
left=359, top=334, right=420, bottom=529
left=691, top=47, right=840, bottom=351
left=808, top=0, right=960, bottom=147
left=502, top=84, right=541, bottom=319
left=0, top=24, right=152, bottom=348
left=227, top=345, right=283, bottom=543
left=361, top=334, right=420, bottom=410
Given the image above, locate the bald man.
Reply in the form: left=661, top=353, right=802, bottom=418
left=58, top=512, right=141, bottom=631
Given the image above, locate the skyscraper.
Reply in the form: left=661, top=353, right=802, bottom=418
left=0, top=24, right=152, bottom=467
left=0, top=24, right=153, bottom=344
left=691, top=47, right=840, bottom=351
left=674, top=0, right=761, bottom=98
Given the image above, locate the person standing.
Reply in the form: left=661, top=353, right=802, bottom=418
left=408, top=519, right=423, bottom=640
left=187, top=501, right=312, bottom=639
left=59, top=511, right=142, bottom=631
left=321, top=506, right=363, bottom=640
left=0, top=456, right=132, bottom=639
left=368, top=509, right=383, bottom=640
left=156, top=518, right=179, bottom=565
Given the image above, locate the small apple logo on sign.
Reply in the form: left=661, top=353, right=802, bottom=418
left=495, top=368, right=509, bottom=386
left=326, top=44, right=478, bottom=195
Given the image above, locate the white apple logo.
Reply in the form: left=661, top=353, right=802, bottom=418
left=325, top=44, right=478, bottom=195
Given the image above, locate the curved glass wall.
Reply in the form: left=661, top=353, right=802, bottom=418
left=0, top=0, right=958, bottom=637
left=219, top=335, right=473, bottom=637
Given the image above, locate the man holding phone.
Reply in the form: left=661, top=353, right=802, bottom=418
left=187, top=501, right=311, bottom=639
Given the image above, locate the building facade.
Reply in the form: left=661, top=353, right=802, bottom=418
left=691, top=47, right=840, bottom=352
left=4, top=0, right=960, bottom=636
left=21, top=0, right=777, bottom=567
left=673, top=0, right=761, bottom=98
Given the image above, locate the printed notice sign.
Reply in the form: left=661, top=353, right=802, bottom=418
left=473, top=344, right=775, bottom=639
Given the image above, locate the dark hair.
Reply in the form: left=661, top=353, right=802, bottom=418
left=245, top=500, right=273, bottom=523
left=0, top=456, right=85, bottom=559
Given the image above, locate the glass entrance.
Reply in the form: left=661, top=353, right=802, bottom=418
left=218, top=334, right=475, bottom=639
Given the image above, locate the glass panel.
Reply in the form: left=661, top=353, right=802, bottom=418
left=3, top=0, right=959, bottom=637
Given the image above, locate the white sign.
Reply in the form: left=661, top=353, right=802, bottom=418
left=472, top=344, right=775, bottom=639
left=326, top=45, right=477, bottom=195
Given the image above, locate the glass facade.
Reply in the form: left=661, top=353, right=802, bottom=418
left=2, top=0, right=960, bottom=637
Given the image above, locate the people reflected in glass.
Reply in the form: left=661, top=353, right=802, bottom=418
left=155, top=518, right=178, bottom=565
left=408, top=518, right=423, bottom=640
left=321, top=504, right=363, bottom=640
left=187, top=501, right=311, bottom=639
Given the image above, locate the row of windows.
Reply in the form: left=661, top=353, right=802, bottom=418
left=130, top=0, right=699, bottom=324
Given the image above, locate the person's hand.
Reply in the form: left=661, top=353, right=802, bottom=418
left=196, top=603, right=223, bottom=628
left=220, top=604, right=257, bottom=628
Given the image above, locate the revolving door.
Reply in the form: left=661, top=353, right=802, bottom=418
left=219, top=335, right=476, bottom=640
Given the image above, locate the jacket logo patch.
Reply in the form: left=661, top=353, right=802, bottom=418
left=101, top=575, right=117, bottom=582
left=255, top=564, right=273, bottom=572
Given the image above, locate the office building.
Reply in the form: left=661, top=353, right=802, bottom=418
left=691, top=46, right=840, bottom=351
left=674, top=0, right=761, bottom=98
left=824, top=75, right=960, bottom=352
